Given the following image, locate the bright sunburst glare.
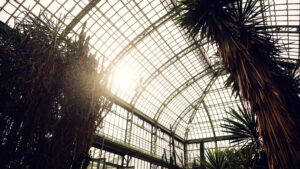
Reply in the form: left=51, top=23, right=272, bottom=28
left=111, top=66, right=143, bottom=92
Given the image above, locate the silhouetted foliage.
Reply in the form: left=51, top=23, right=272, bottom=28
left=221, top=106, right=259, bottom=148
left=221, top=106, right=268, bottom=168
left=0, top=15, right=111, bottom=169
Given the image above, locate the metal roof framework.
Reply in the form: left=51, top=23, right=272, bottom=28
left=1, top=0, right=299, bottom=166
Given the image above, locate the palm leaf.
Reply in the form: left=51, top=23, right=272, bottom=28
left=175, top=0, right=237, bottom=41
left=200, top=149, right=228, bottom=169
left=221, top=106, right=259, bottom=148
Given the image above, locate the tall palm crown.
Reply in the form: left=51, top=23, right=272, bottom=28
left=175, top=0, right=300, bottom=168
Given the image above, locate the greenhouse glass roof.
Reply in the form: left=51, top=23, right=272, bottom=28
left=1, top=0, right=299, bottom=156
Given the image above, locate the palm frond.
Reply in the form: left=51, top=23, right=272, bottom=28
left=221, top=106, right=259, bottom=148
left=201, top=149, right=228, bottom=169
left=175, top=0, right=237, bottom=41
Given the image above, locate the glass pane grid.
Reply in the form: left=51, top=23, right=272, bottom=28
left=1, top=0, right=299, bottom=161
left=188, top=108, right=214, bottom=140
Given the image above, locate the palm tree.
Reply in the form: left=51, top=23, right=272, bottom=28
left=221, top=106, right=259, bottom=149
left=175, top=0, right=300, bottom=168
left=221, top=106, right=268, bottom=168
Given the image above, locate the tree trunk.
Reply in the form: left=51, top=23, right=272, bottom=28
left=217, top=31, right=300, bottom=169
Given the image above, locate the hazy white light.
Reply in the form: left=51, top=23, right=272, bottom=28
left=112, top=66, right=139, bottom=91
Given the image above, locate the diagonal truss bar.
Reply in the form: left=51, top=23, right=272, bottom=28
left=172, top=75, right=217, bottom=131
left=202, top=101, right=217, bottom=148
left=181, top=76, right=217, bottom=140
left=60, top=0, right=101, bottom=38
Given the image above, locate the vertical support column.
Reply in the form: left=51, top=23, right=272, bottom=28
left=150, top=126, right=158, bottom=169
left=124, top=155, right=132, bottom=167
left=170, top=130, right=176, bottom=166
left=200, top=141, right=205, bottom=169
left=124, top=111, right=133, bottom=144
left=298, top=21, right=300, bottom=60
left=121, top=155, right=125, bottom=168
left=184, top=142, right=188, bottom=169
left=259, top=0, right=266, bottom=26
left=99, top=136, right=105, bottom=159
left=151, top=126, right=158, bottom=154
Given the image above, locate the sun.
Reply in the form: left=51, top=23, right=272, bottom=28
left=111, top=66, right=140, bottom=92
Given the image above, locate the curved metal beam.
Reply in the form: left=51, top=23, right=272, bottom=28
left=180, top=80, right=218, bottom=140
left=150, top=44, right=213, bottom=126
left=183, top=100, right=217, bottom=141
left=153, top=68, right=214, bottom=122
left=125, top=4, right=213, bottom=128
left=182, top=83, right=217, bottom=141
left=182, top=92, right=242, bottom=141
left=172, top=75, right=217, bottom=131
left=104, top=7, right=178, bottom=73
left=130, top=41, right=208, bottom=105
